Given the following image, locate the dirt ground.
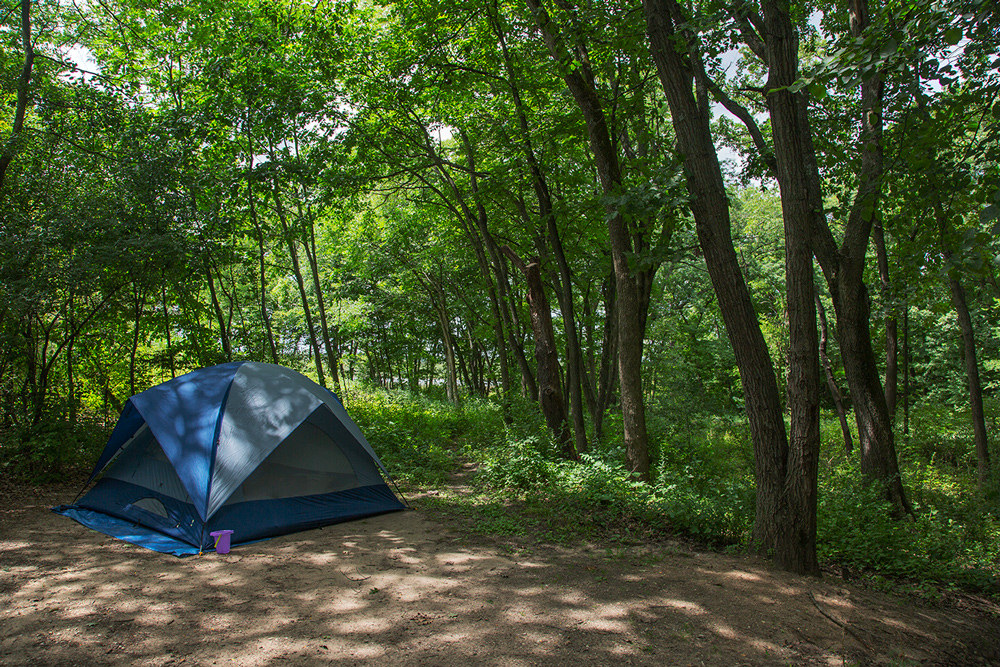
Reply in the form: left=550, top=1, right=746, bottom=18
left=2, top=478, right=999, bottom=667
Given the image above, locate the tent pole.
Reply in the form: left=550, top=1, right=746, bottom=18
left=388, top=477, right=412, bottom=509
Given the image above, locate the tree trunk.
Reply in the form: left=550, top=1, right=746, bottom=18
left=416, top=272, right=461, bottom=404
left=761, top=0, right=822, bottom=575
left=944, top=257, right=991, bottom=485
left=828, top=0, right=910, bottom=516
left=129, top=285, right=147, bottom=397
left=502, top=247, right=576, bottom=459
left=161, top=280, right=177, bottom=378
left=902, top=300, right=910, bottom=436
left=205, top=259, right=232, bottom=362
left=595, top=275, right=619, bottom=442
left=646, top=0, right=817, bottom=571
left=816, top=295, right=853, bottom=453
left=491, top=10, right=587, bottom=451
left=457, top=134, right=513, bottom=399
left=300, top=198, right=341, bottom=391
left=270, top=173, right=325, bottom=386
left=66, top=304, right=76, bottom=423
left=873, top=222, right=898, bottom=418
left=245, top=128, right=279, bottom=365
left=504, top=264, right=539, bottom=400
left=780, top=0, right=912, bottom=517
left=0, top=0, right=34, bottom=191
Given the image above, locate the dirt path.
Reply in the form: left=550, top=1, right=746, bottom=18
left=2, top=478, right=999, bottom=667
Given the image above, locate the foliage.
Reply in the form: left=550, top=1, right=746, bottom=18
left=469, top=398, right=755, bottom=546
left=0, top=420, right=108, bottom=485
left=818, top=452, right=1000, bottom=592
left=467, top=400, right=997, bottom=593
left=341, top=384, right=460, bottom=486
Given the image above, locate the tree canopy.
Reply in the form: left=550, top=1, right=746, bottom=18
left=2, top=0, right=999, bottom=577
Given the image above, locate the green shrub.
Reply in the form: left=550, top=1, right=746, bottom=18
left=342, top=385, right=459, bottom=486
left=0, top=419, right=108, bottom=485
left=468, top=402, right=756, bottom=547
left=651, top=465, right=755, bottom=546
left=817, top=456, right=1000, bottom=592
left=477, top=435, right=558, bottom=492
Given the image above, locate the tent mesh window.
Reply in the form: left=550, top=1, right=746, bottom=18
left=131, top=497, right=170, bottom=518
left=229, top=419, right=360, bottom=503
left=103, top=427, right=193, bottom=503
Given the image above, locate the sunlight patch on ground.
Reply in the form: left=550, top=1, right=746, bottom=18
left=315, top=595, right=370, bottom=613
left=706, top=619, right=738, bottom=639
left=0, top=539, right=31, bottom=551
left=329, top=616, right=394, bottom=634
left=717, top=569, right=763, bottom=582
left=521, top=629, right=560, bottom=645
left=881, top=615, right=924, bottom=635
left=554, top=590, right=588, bottom=605
left=608, top=642, right=642, bottom=656
left=745, top=636, right=787, bottom=655
left=655, top=598, right=707, bottom=615
left=303, top=552, right=341, bottom=565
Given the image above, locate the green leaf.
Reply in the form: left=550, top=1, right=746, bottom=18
left=880, top=38, right=898, bottom=58
left=809, top=82, right=828, bottom=99
left=944, top=28, right=962, bottom=45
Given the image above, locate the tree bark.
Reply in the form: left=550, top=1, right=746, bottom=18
left=502, top=247, right=576, bottom=459
left=816, top=294, right=853, bottom=453
left=205, top=258, right=232, bottom=362
left=161, top=280, right=177, bottom=378
left=902, top=300, right=910, bottom=436
left=299, top=198, right=341, bottom=391
left=244, top=116, right=280, bottom=364
left=743, top=0, right=912, bottom=517
left=828, top=0, right=910, bottom=516
left=269, top=173, right=325, bottom=386
left=947, top=274, right=991, bottom=484
left=457, top=132, right=512, bottom=399
left=762, top=0, right=822, bottom=575
left=646, top=0, right=821, bottom=573
left=873, top=222, right=898, bottom=418
left=129, top=285, right=147, bottom=397
left=425, top=274, right=461, bottom=404
left=491, top=8, right=588, bottom=452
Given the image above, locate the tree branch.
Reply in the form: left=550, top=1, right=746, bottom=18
left=0, top=0, right=35, bottom=191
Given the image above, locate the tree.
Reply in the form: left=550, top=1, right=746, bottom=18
left=644, top=0, right=820, bottom=573
left=525, top=0, right=660, bottom=479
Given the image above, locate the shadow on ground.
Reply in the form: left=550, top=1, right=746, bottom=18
left=2, top=485, right=998, bottom=667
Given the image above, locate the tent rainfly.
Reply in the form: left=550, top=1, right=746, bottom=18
left=54, top=362, right=405, bottom=556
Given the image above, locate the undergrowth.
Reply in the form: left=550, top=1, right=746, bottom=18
left=341, top=385, right=472, bottom=486
left=6, top=383, right=997, bottom=597
left=461, top=397, right=999, bottom=597
left=0, top=419, right=108, bottom=484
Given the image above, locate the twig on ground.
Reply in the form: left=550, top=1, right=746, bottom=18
left=808, top=591, right=875, bottom=655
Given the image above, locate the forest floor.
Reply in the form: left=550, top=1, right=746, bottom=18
left=2, top=463, right=1000, bottom=667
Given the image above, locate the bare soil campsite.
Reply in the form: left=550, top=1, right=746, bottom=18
left=3, top=476, right=999, bottom=667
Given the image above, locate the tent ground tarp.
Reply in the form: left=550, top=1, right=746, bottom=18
left=53, top=506, right=203, bottom=556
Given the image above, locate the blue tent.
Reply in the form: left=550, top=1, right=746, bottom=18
left=54, top=362, right=405, bottom=556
